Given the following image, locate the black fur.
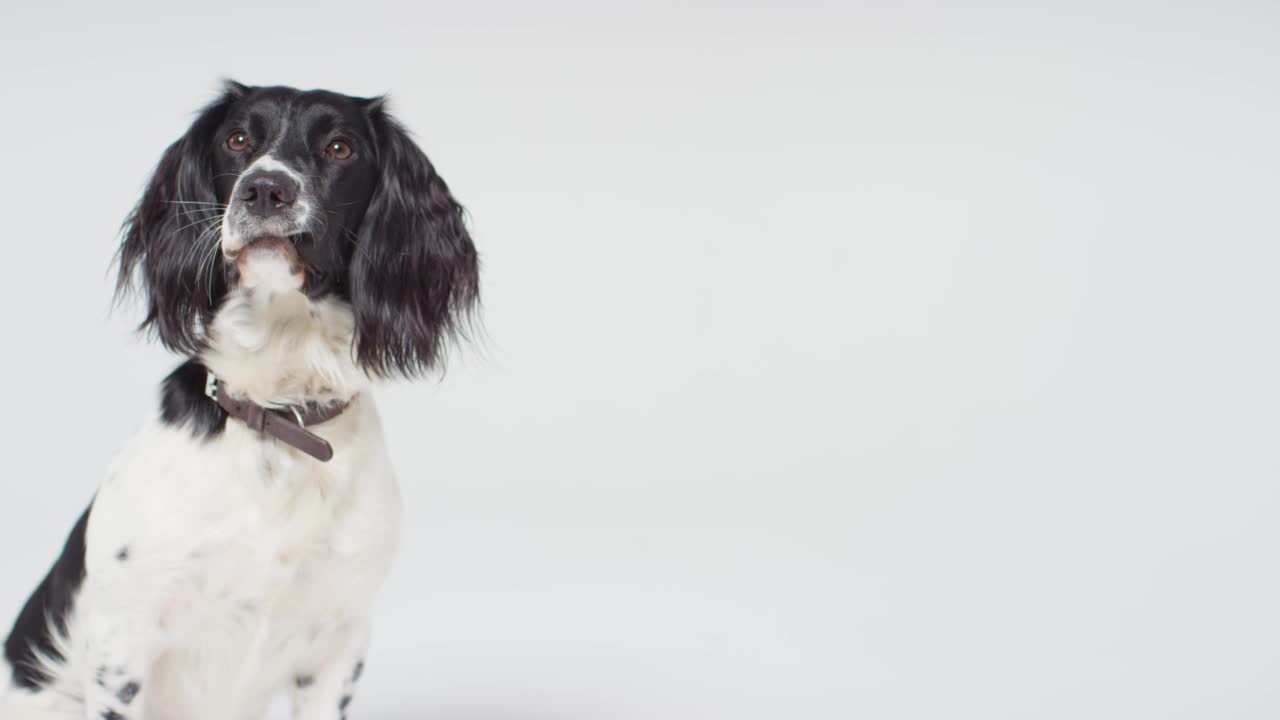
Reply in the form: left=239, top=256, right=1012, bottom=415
left=4, top=502, right=92, bottom=689
left=115, top=86, right=240, bottom=356
left=158, top=359, right=227, bottom=439
left=117, top=680, right=140, bottom=705
left=349, top=107, right=479, bottom=376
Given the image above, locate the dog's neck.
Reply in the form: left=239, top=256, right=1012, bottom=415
left=199, top=288, right=370, bottom=409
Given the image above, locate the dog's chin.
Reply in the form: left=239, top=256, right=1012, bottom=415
left=227, top=236, right=305, bottom=292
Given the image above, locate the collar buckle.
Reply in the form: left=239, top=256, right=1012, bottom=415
left=204, top=371, right=218, bottom=401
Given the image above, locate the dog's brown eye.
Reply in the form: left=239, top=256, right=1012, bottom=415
left=325, top=139, right=353, bottom=160
left=226, top=131, right=251, bottom=152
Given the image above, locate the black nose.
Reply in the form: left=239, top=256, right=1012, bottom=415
left=239, top=171, right=299, bottom=217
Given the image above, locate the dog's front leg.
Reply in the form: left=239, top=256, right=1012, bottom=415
left=81, top=606, right=151, bottom=720
left=291, top=621, right=369, bottom=720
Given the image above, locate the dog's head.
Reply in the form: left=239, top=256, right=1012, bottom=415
left=116, top=81, right=478, bottom=377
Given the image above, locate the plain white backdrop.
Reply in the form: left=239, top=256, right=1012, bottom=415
left=2, top=1, right=1279, bottom=717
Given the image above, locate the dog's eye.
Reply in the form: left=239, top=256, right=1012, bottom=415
left=325, top=139, right=354, bottom=160
left=226, top=131, right=251, bottom=152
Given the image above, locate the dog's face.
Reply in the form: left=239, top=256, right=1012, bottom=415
left=212, top=87, right=381, bottom=293
left=117, top=81, right=478, bottom=376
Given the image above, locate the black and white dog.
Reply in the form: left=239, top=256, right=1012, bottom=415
left=0, top=81, right=478, bottom=720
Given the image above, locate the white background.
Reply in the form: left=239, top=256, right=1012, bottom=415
left=2, top=1, right=1279, bottom=718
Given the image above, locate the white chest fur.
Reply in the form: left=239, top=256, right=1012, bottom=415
left=64, top=289, right=402, bottom=720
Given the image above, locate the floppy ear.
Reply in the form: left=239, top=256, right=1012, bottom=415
left=115, top=82, right=244, bottom=354
left=349, top=103, right=479, bottom=377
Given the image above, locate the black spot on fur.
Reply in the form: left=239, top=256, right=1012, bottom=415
left=116, top=546, right=130, bottom=562
left=351, top=660, right=364, bottom=681
left=295, top=674, right=315, bottom=689
left=101, top=710, right=126, bottom=720
left=117, top=680, right=141, bottom=705
left=339, top=694, right=353, bottom=709
left=4, top=502, right=92, bottom=689
left=159, top=360, right=226, bottom=440
left=95, top=665, right=109, bottom=688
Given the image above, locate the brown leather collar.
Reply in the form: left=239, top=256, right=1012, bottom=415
left=204, top=372, right=349, bottom=462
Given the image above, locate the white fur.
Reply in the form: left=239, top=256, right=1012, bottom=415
left=235, top=244, right=304, bottom=291
left=1, top=288, right=402, bottom=720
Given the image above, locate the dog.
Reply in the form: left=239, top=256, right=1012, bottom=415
left=0, top=81, right=478, bottom=720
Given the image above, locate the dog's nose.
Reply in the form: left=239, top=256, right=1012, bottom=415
left=239, top=171, right=299, bottom=217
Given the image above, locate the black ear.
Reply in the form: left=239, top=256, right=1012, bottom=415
left=350, top=104, right=479, bottom=377
left=115, top=86, right=240, bottom=354
left=221, top=78, right=250, bottom=98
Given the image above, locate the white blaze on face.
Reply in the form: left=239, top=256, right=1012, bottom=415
left=221, top=153, right=311, bottom=291
left=220, top=154, right=309, bottom=256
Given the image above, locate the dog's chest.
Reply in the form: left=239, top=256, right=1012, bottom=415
left=147, top=451, right=380, bottom=687
left=177, top=503, right=345, bottom=621
left=164, top=531, right=348, bottom=693
left=74, top=396, right=403, bottom=719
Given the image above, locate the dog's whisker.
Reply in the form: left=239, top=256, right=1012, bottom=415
left=172, top=214, right=224, bottom=235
